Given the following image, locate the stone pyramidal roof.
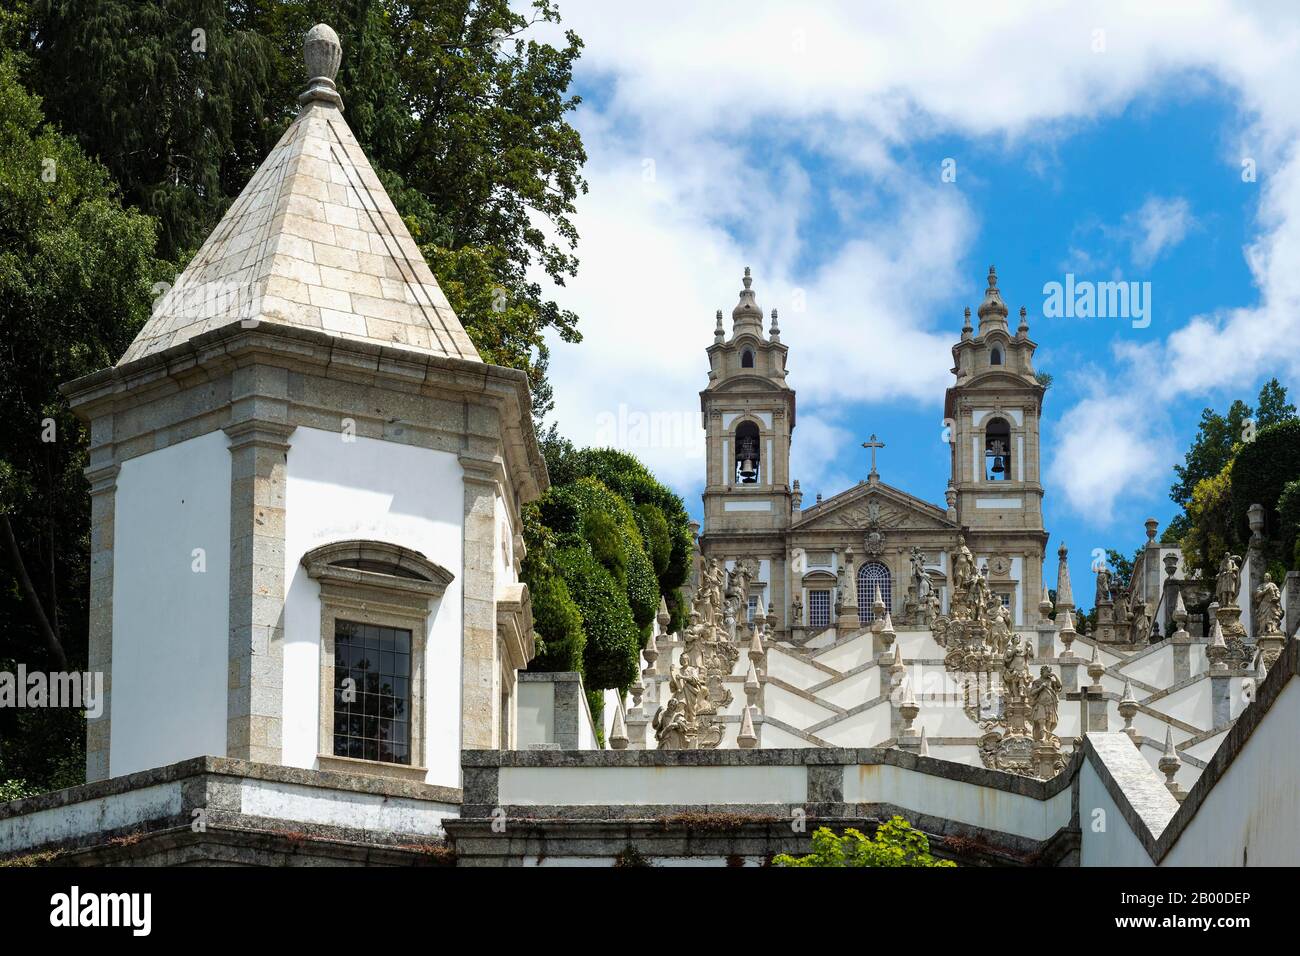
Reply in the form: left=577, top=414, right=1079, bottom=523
left=119, top=24, right=479, bottom=366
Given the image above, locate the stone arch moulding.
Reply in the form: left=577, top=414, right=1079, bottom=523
left=301, top=539, right=453, bottom=783
left=301, top=539, right=455, bottom=599
left=800, top=569, right=836, bottom=587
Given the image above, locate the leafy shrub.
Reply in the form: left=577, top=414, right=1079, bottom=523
left=528, top=572, right=585, bottom=672
left=554, top=545, right=640, bottom=691
left=772, top=816, right=956, bottom=867
left=636, top=502, right=672, bottom=577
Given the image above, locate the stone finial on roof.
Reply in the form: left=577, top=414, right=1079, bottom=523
left=919, top=726, right=930, bottom=757
left=977, top=264, right=1009, bottom=326
left=301, top=24, right=344, bottom=109
left=1017, top=305, right=1029, bottom=337
left=714, top=309, right=724, bottom=342
left=769, top=307, right=781, bottom=342
left=731, top=266, right=764, bottom=332
left=961, top=306, right=973, bottom=340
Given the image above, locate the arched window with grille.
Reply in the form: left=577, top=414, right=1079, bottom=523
left=856, top=562, right=892, bottom=623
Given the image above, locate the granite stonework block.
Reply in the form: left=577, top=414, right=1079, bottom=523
left=0, top=757, right=463, bottom=866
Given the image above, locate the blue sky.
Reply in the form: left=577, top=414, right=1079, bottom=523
left=532, top=2, right=1300, bottom=605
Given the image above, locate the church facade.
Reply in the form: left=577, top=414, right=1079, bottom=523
left=699, top=266, right=1050, bottom=639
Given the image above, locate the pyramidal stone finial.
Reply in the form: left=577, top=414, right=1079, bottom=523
left=609, top=697, right=628, bottom=750
left=1055, top=542, right=1074, bottom=610
left=301, top=24, right=344, bottom=110
left=919, top=726, right=929, bottom=757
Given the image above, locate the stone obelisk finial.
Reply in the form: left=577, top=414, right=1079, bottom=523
left=300, top=23, right=344, bottom=110
left=1055, top=542, right=1074, bottom=615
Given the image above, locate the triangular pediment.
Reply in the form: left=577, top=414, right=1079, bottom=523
left=793, top=480, right=955, bottom=531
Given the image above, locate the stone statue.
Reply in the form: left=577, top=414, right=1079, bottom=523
left=1002, top=632, right=1032, bottom=698
left=1254, top=573, right=1284, bottom=636
left=1216, top=553, right=1242, bottom=608
left=1095, top=565, right=1111, bottom=606
left=651, top=693, right=689, bottom=749
left=682, top=610, right=707, bottom=668
left=966, top=566, right=991, bottom=622
left=731, top=559, right=753, bottom=611
left=700, top=558, right=725, bottom=624
left=925, top=589, right=942, bottom=626
left=1029, top=667, right=1062, bottom=744
left=790, top=593, right=804, bottom=626
left=1129, top=595, right=1151, bottom=642
left=655, top=574, right=743, bottom=750
left=987, top=599, right=1012, bottom=655
left=953, top=536, right=975, bottom=592
left=909, top=547, right=927, bottom=595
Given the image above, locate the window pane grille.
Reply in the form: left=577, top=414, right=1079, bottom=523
left=333, top=620, right=412, bottom=764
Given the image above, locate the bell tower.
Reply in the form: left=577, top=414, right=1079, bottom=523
left=697, top=269, right=795, bottom=623
left=944, top=266, right=1049, bottom=621
left=700, top=267, right=796, bottom=535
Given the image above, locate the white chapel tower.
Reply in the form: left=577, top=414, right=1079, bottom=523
left=63, top=25, right=544, bottom=787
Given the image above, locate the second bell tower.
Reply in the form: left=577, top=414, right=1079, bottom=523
left=700, top=267, right=796, bottom=540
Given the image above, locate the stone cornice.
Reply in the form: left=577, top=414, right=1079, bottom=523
left=60, top=322, right=547, bottom=504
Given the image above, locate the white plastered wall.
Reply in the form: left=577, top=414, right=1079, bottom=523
left=281, top=427, right=465, bottom=788
left=110, top=432, right=231, bottom=776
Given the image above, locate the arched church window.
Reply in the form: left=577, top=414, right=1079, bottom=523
left=991, top=347, right=1003, bottom=365
left=985, top=416, right=1011, bottom=481
left=741, top=348, right=755, bottom=368
left=734, top=421, right=760, bottom=484
left=857, top=562, right=892, bottom=623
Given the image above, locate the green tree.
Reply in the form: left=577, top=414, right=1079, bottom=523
left=0, top=54, right=168, bottom=793
left=1277, top=480, right=1300, bottom=571
left=1181, top=462, right=1238, bottom=585
left=1255, top=377, right=1298, bottom=428
left=1229, top=418, right=1300, bottom=565
left=1170, top=400, right=1252, bottom=509
left=26, top=0, right=278, bottom=259
left=773, top=816, right=956, bottom=868
left=21, top=0, right=588, bottom=417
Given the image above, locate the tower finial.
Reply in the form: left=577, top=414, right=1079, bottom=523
left=300, top=24, right=344, bottom=110
left=731, top=265, right=763, bottom=329
left=1017, top=305, right=1029, bottom=336
left=977, top=264, right=1009, bottom=324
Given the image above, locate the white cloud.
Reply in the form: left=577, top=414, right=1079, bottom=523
left=1128, top=196, right=1198, bottom=267
left=531, top=0, right=1300, bottom=525
left=1045, top=383, right=1176, bottom=522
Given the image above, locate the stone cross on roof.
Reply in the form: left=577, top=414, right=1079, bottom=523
left=117, top=23, right=479, bottom=367
left=862, top=433, right=885, bottom=476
